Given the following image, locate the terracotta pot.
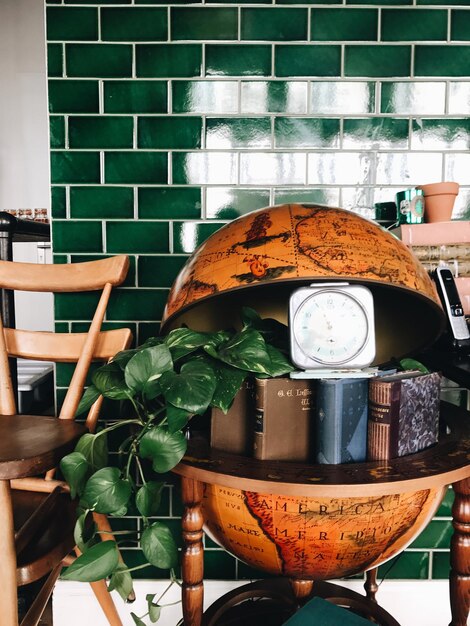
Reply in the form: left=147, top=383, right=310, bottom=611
left=418, top=182, right=460, bottom=223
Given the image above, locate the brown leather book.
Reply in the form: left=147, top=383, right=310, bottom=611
left=253, top=377, right=315, bottom=462
left=367, top=371, right=441, bottom=461
left=210, top=378, right=255, bottom=455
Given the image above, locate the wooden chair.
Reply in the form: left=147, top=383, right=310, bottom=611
left=0, top=255, right=132, bottom=626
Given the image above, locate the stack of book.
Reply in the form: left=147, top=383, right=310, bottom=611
left=392, top=220, right=470, bottom=314
left=210, top=371, right=441, bottom=464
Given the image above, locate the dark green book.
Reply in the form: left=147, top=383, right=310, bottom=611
left=282, top=597, right=374, bottom=625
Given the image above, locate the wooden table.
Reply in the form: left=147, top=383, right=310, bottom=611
left=173, top=401, right=470, bottom=626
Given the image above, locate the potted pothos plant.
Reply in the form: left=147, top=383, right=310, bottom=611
left=59, top=307, right=294, bottom=625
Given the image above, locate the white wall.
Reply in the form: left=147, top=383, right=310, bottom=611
left=0, top=0, right=50, bottom=212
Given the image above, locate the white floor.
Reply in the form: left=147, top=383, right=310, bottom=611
left=53, top=579, right=457, bottom=626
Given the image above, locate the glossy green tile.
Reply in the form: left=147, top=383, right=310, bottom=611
left=106, top=221, right=169, bottom=254
left=415, top=45, right=470, bottom=76
left=203, top=550, right=236, bottom=579
left=375, top=151, right=442, bottom=184
left=51, top=187, right=67, bottom=219
left=172, top=8, right=238, bottom=41
left=241, top=9, right=308, bottom=41
left=275, top=117, right=340, bottom=148
left=47, top=7, right=98, bottom=41
left=452, top=10, right=470, bottom=41
left=70, top=187, right=134, bottom=219
left=381, top=82, right=446, bottom=114
left=69, top=116, right=133, bottom=149
left=105, top=152, right=168, bottom=184
left=48, top=80, right=99, bottom=113
left=138, top=256, right=187, bottom=287
left=65, top=0, right=131, bottom=3
left=50, top=151, right=100, bottom=184
left=311, top=9, right=378, bottom=41
left=173, top=222, right=224, bottom=253
left=66, top=44, right=132, bottom=78
left=240, top=153, right=306, bottom=185
left=345, top=45, right=411, bottom=77
left=411, top=118, right=470, bottom=150
left=278, top=0, right=341, bottom=4
left=347, top=0, right=411, bottom=4
left=101, top=8, right=167, bottom=42
left=104, top=81, right=167, bottom=114
left=445, top=152, right=470, bottom=185
left=241, top=81, right=307, bottom=113
left=206, top=188, right=270, bottom=219
left=138, top=187, right=201, bottom=219
left=206, top=117, right=271, bottom=149
left=275, top=45, right=341, bottom=77
left=138, top=117, right=202, bottom=149
left=107, top=289, right=170, bottom=321
left=53, top=220, right=102, bottom=253
left=173, top=152, right=237, bottom=184
left=377, top=551, right=429, bottom=579
left=437, top=487, right=454, bottom=516
left=431, top=551, right=450, bottom=579
left=382, top=9, right=447, bottom=41
left=206, top=44, right=271, bottom=77
left=47, top=44, right=63, bottom=77
left=50, top=116, right=65, bottom=149
left=311, top=81, right=375, bottom=114
left=307, top=151, right=369, bottom=185
left=136, top=44, right=202, bottom=78
left=173, top=81, right=238, bottom=113
left=274, top=188, right=340, bottom=205
left=55, top=291, right=102, bottom=320
left=137, top=323, right=164, bottom=344
left=410, top=520, right=453, bottom=549
left=418, top=0, right=469, bottom=4
left=343, top=117, right=409, bottom=149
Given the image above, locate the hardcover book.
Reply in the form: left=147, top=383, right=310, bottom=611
left=367, top=370, right=441, bottom=461
left=211, top=378, right=255, bottom=455
left=412, top=243, right=470, bottom=262
left=282, top=596, right=374, bottom=625
left=253, top=377, right=315, bottom=462
left=315, top=378, right=368, bottom=465
left=392, top=220, right=470, bottom=246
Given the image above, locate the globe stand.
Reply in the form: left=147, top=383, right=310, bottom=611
left=201, top=578, right=400, bottom=626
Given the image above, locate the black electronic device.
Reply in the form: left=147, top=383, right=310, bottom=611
left=433, top=267, right=470, bottom=351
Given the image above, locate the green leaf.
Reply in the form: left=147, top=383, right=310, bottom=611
left=93, top=362, right=131, bottom=400
left=160, top=360, right=216, bottom=414
left=211, top=364, right=247, bottom=414
left=75, top=433, right=108, bottom=473
left=108, top=564, right=134, bottom=602
left=240, top=307, right=289, bottom=351
left=135, top=481, right=165, bottom=517
left=166, top=404, right=192, bottom=434
left=165, top=328, right=212, bottom=361
left=131, top=613, right=147, bottom=626
left=73, top=510, right=97, bottom=553
left=141, top=522, right=178, bottom=570
left=76, top=385, right=101, bottom=416
left=213, top=328, right=272, bottom=374
left=60, top=451, right=89, bottom=499
left=82, top=467, right=132, bottom=514
left=146, top=594, right=162, bottom=623
left=140, top=427, right=187, bottom=473
left=265, top=344, right=295, bottom=377
left=125, top=345, right=173, bottom=398
left=61, top=540, right=119, bottom=582
left=112, top=348, right=140, bottom=370
left=399, top=358, right=430, bottom=374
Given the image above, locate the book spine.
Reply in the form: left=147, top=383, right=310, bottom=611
left=412, top=244, right=470, bottom=262
left=398, top=222, right=470, bottom=246
left=253, top=378, right=267, bottom=460
left=367, top=381, right=400, bottom=461
left=316, top=380, right=341, bottom=464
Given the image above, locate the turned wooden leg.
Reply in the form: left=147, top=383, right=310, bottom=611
left=181, top=477, right=205, bottom=626
left=365, top=568, right=378, bottom=603
left=289, top=579, right=314, bottom=605
left=0, top=480, right=18, bottom=626
left=449, top=478, right=470, bottom=626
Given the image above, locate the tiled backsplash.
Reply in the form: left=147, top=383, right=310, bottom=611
left=47, top=1, right=469, bottom=583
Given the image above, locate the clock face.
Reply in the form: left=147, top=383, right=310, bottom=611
left=289, top=284, right=375, bottom=370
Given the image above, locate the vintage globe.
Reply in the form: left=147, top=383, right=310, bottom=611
left=165, top=204, right=447, bottom=581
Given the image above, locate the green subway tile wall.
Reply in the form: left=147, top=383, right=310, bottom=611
left=46, top=0, right=469, bottom=585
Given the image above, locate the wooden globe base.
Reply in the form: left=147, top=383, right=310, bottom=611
left=201, top=578, right=400, bottom=626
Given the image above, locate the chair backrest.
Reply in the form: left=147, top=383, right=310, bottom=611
left=0, top=256, right=131, bottom=423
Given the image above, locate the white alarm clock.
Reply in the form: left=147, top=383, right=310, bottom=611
left=289, top=282, right=375, bottom=371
